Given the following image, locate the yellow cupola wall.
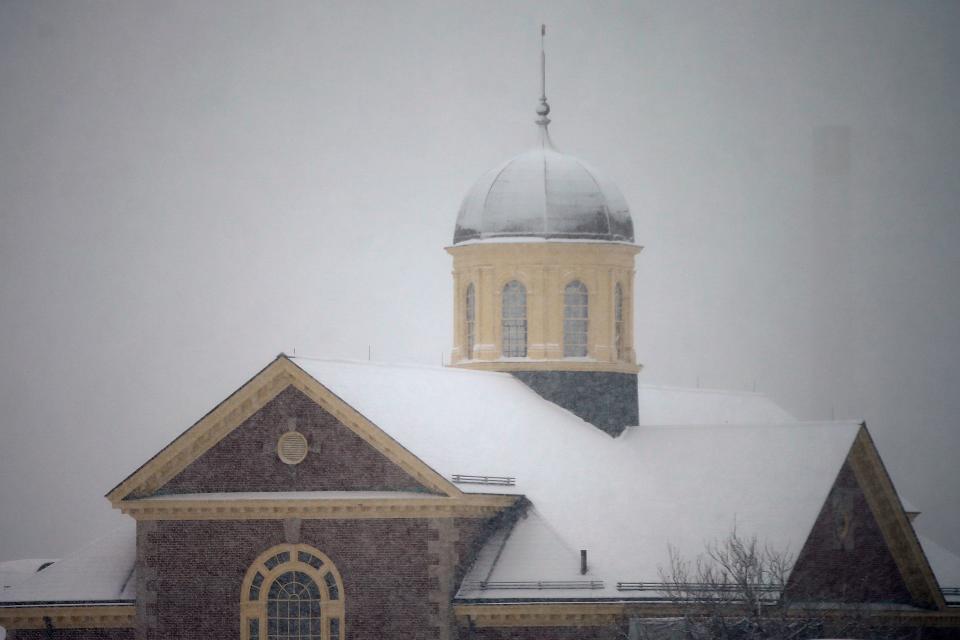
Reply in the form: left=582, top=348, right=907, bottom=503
left=445, top=67, right=642, bottom=436
left=447, top=240, right=641, bottom=374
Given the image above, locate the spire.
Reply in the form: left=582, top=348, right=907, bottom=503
left=536, top=24, right=554, bottom=148
left=536, top=24, right=551, bottom=126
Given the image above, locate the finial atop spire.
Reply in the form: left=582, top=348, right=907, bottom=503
left=536, top=24, right=551, bottom=127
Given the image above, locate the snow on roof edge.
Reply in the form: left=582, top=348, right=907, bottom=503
left=623, top=419, right=863, bottom=431
left=0, top=524, right=135, bottom=605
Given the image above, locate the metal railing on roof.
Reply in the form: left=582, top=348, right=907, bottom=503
left=616, top=582, right=782, bottom=603
left=942, top=587, right=960, bottom=597
left=463, top=580, right=604, bottom=591
left=451, top=474, right=515, bottom=486
left=617, top=582, right=781, bottom=593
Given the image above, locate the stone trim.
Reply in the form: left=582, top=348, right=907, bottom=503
left=454, top=602, right=960, bottom=629
left=136, top=520, right=158, bottom=639
left=455, top=603, right=624, bottom=627
left=848, top=425, right=946, bottom=609
left=452, top=359, right=641, bottom=374
left=119, top=494, right=517, bottom=521
left=107, top=356, right=462, bottom=505
left=285, top=359, right=461, bottom=496
left=427, top=519, right=459, bottom=640
left=107, top=359, right=296, bottom=502
left=0, top=605, right=135, bottom=630
left=240, top=543, right=345, bottom=640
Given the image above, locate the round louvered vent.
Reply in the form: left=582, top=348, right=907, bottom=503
left=277, top=431, right=308, bottom=465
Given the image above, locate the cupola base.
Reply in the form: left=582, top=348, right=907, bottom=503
left=510, top=370, right=638, bottom=436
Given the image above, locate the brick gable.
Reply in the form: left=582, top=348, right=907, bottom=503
left=786, top=458, right=913, bottom=604
left=149, top=385, right=433, bottom=496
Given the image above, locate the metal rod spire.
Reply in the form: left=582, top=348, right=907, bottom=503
left=536, top=24, right=551, bottom=127
left=540, top=24, right=546, bottom=102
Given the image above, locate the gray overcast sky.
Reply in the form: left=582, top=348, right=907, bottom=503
left=1, top=0, right=958, bottom=560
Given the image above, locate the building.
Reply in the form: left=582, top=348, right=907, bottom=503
left=2, top=45, right=959, bottom=640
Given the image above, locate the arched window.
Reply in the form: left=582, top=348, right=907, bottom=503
left=501, top=281, right=527, bottom=357
left=241, top=544, right=344, bottom=640
left=464, top=283, right=475, bottom=360
left=614, top=283, right=624, bottom=361
left=564, top=281, right=589, bottom=357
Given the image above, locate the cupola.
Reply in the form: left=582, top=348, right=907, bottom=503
left=446, top=27, right=642, bottom=435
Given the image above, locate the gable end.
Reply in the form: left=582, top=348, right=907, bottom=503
left=107, top=356, right=462, bottom=505
left=145, top=385, right=433, bottom=496
left=787, top=425, right=945, bottom=609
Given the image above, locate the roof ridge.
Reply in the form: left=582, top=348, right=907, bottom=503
left=638, top=382, right=769, bottom=397
left=624, top=420, right=863, bottom=430
left=290, top=356, right=515, bottom=378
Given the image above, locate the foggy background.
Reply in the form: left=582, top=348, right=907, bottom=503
left=1, top=1, right=958, bottom=561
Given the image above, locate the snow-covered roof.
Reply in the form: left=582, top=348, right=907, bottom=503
left=1, top=358, right=864, bottom=606
left=0, top=523, right=135, bottom=605
left=919, top=535, right=960, bottom=605
left=0, top=560, right=57, bottom=592
left=899, top=496, right=921, bottom=515
left=636, top=383, right=795, bottom=426
left=291, top=358, right=860, bottom=601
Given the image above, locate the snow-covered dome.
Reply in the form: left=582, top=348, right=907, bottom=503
left=454, top=37, right=635, bottom=246
left=453, top=137, right=634, bottom=245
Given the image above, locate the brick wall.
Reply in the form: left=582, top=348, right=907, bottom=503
left=9, top=630, right=134, bottom=640
left=151, top=385, right=430, bottom=496
left=466, top=626, right=625, bottom=640
left=786, top=458, right=913, bottom=604
left=136, top=516, right=498, bottom=640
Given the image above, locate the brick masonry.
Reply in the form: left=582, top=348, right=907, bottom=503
left=467, top=627, right=625, bottom=640
left=786, top=457, right=913, bottom=604
left=30, top=381, right=950, bottom=639
left=136, top=517, right=497, bottom=640
left=8, top=631, right=134, bottom=640
left=148, top=385, right=431, bottom=496
left=127, top=384, right=504, bottom=639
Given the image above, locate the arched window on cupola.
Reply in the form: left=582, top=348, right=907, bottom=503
left=564, top=281, right=589, bottom=357
left=501, top=280, right=527, bottom=357
left=464, top=283, right=475, bottom=360
left=241, top=544, right=344, bottom=640
left=614, top=282, right=624, bottom=361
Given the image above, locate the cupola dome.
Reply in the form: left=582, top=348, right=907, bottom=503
left=453, top=26, right=635, bottom=246
left=453, top=141, right=635, bottom=244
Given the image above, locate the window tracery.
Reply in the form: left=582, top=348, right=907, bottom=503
left=564, top=281, right=588, bottom=357
left=501, top=281, right=527, bottom=357
left=241, top=544, right=344, bottom=640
